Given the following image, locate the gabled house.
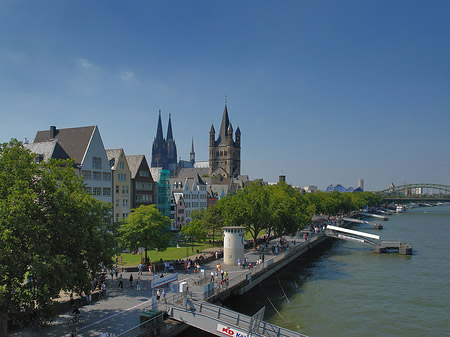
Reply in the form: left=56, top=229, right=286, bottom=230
left=106, top=149, right=132, bottom=223
left=126, top=155, right=156, bottom=210
left=172, top=192, right=186, bottom=231
left=33, top=125, right=112, bottom=204
left=171, top=169, right=207, bottom=222
left=24, top=139, right=70, bottom=163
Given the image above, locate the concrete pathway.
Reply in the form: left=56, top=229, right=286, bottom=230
left=8, top=233, right=307, bottom=337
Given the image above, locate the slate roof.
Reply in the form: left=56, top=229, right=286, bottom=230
left=33, top=126, right=96, bottom=165
left=105, top=149, right=123, bottom=170
left=126, top=155, right=145, bottom=179
left=24, top=139, right=68, bottom=162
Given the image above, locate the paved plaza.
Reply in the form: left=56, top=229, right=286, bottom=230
left=9, top=234, right=306, bottom=337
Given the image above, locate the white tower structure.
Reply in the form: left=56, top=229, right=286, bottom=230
left=223, top=226, right=245, bottom=266
left=358, top=178, right=364, bottom=191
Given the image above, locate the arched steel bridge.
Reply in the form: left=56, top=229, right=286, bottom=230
left=378, top=183, right=450, bottom=202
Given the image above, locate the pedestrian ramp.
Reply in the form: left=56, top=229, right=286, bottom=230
left=167, top=298, right=307, bottom=337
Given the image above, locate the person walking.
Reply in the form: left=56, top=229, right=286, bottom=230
left=99, top=328, right=108, bottom=337
left=156, top=289, right=161, bottom=302
left=70, top=327, right=78, bottom=337
left=161, top=289, right=166, bottom=304
left=129, top=274, right=134, bottom=288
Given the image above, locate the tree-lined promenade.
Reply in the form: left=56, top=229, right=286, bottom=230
left=0, top=140, right=382, bottom=336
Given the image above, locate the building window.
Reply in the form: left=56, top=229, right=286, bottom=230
left=123, top=199, right=128, bottom=208
left=116, top=185, right=120, bottom=194
left=136, top=182, right=152, bottom=191
left=82, top=171, right=91, bottom=180
left=118, top=173, right=127, bottom=181
left=93, top=157, right=102, bottom=169
left=85, top=187, right=92, bottom=194
left=103, top=172, right=111, bottom=181
left=115, top=213, right=119, bottom=222
left=93, top=187, right=101, bottom=196
left=103, top=188, right=111, bottom=196
left=122, top=185, right=129, bottom=194
left=115, top=199, right=119, bottom=206
left=119, top=162, right=124, bottom=169
left=93, top=171, right=102, bottom=181
left=139, top=170, right=149, bottom=177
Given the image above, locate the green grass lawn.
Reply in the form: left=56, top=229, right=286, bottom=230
left=117, top=241, right=220, bottom=266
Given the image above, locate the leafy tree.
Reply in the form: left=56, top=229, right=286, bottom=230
left=220, top=182, right=269, bottom=248
left=202, top=205, right=223, bottom=246
left=118, top=204, right=171, bottom=261
left=180, top=211, right=207, bottom=250
left=0, top=140, right=114, bottom=336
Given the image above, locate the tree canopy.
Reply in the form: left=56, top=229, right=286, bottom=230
left=0, top=140, right=114, bottom=335
left=118, top=204, right=171, bottom=260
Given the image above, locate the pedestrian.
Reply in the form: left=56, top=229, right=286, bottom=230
left=129, top=274, right=133, bottom=287
left=71, top=327, right=78, bottom=337
left=156, top=289, right=161, bottom=302
left=109, top=330, right=116, bottom=337
left=221, top=269, right=224, bottom=280
left=115, top=265, right=119, bottom=279
left=118, top=274, right=123, bottom=288
left=99, top=328, right=108, bottom=337
left=136, top=277, right=141, bottom=290
left=210, top=271, right=214, bottom=283
left=138, top=263, right=143, bottom=275
left=162, top=289, right=166, bottom=304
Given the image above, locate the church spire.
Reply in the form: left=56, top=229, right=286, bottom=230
left=166, top=113, right=174, bottom=140
left=190, top=137, right=195, bottom=164
left=156, top=110, right=164, bottom=140
left=219, top=104, right=230, bottom=141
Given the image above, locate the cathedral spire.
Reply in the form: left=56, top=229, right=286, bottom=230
left=156, top=110, right=164, bottom=140
left=166, top=113, right=174, bottom=140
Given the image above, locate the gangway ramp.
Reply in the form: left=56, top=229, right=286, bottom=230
left=326, top=225, right=412, bottom=255
left=167, top=297, right=307, bottom=337
left=342, top=217, right=383, bottom=229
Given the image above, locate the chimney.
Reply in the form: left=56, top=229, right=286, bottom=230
left=50, top=126, right=57, bottom=139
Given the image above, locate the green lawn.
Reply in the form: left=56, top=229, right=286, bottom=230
left=117, top=241, right=219, bottom=266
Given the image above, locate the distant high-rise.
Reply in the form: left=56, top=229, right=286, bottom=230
left=358, top=178, right=364, bottom=191
left=209, top=104, right=241, bottom=179
left=151, top=111, right=177, bottom=175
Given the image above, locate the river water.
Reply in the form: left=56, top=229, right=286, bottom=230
left=185, top=205, right=450, bottom=337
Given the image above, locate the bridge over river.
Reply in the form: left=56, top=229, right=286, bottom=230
left=378, top=183, right=450, bottom=203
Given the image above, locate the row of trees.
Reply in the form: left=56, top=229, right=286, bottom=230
left=0, top=141, right=115, bottom=336
left=0, top=140, right=382, bottom=335
left=181, top=181, right=383, bottom=248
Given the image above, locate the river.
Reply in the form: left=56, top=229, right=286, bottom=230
left=184, top=205, right=450, bottom=337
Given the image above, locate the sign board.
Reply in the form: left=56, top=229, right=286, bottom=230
left=151, top=273, right=178, bottom=289
left=216, top=323, right=248, bottom=337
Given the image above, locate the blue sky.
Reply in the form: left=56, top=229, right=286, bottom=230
left=1, top=0, right=450, bottom=191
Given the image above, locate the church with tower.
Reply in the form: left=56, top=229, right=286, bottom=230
left=209, top=104, right=241, bottom=179
left=151, top=111, right=178, bottom=175
left=151, top=103, right=241, bottom=180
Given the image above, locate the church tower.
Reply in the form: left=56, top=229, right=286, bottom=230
left=166, top=113, right=177, bottom=173
left=209, top=104, right=241, bottom=178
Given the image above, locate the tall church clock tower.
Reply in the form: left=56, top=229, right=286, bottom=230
left=209, top=104, right=241, bottom=178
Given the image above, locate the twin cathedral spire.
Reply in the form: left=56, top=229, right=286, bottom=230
left=151, top=103, right=241, bottom=179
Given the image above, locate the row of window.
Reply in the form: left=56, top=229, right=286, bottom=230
left=118, top=173, right=127, bottom=181
left=185, top=202, right=207, bottom=208
left=82, top=171, right=112, bottom=182
left=115, top=185, right=129, bottom=194
left=136, top=182, right=153, bottom=191
left=85, top=187, right=111, bottom=196
left=183, top=193, right=207, bottom=199
left=136, top=194, right=152, bottom=202
left=93, top=157, right=102, bottom=169
left=115, top=199, right=129, bottom=208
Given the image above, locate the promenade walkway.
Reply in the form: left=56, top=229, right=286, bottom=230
left=9, top=232, right=310, bottom=337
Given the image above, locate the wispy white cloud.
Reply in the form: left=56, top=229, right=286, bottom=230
left=120, top=71, right=135, bottom=81
left=79, top=58, right=92, bottom=68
